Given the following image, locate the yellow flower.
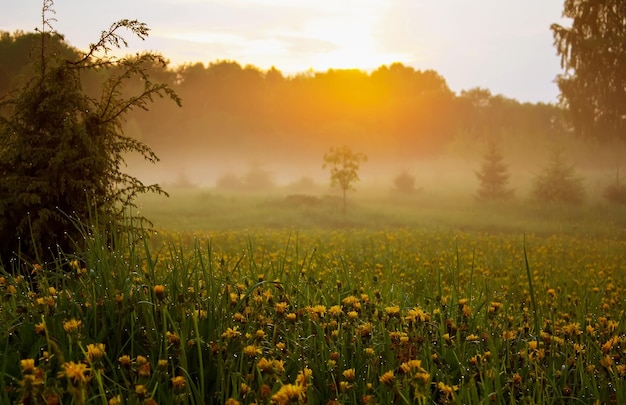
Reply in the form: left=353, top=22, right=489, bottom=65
left=138, top=362, right=151, bottom=378
left=271, top=383, right=304, bottom=405
left=108, top=395, right=122, bottom=405
left=118, top=355, right=132, bottom=368
left=171, top=375, right=186, bottom=392
left=339, top=381, right=352, bottom=392
left=243, top=345, right=261, bottom=357
left=343, top=368, right=356, bottom=381
left=157, top=359, right=169, bottom=371
left=296, top=367, right=313, bottom=386
left=385, top=306, right=400, bottom=316
left=306, top=304, right=326, bottom=320
left=20, top=359, right=36, bottom=374
left=224, top=399, right=240, bottom=405
left=379, top=370, right=394, bottom=385
left=328, top=305, right=343, bottom=317
left=437, top=381, right=458, bottom=397
left=59, top=361, right=91, bottom=385
left=63, top=319, right=83, bottom=334
left=166, top=331, right=181, bottom=346
left=135, top=384, right=148, bottom=399
left=222, top=326, right=241, bottom=339
left=34, top=321, right=46, bottom=335
left=342, top=295, right=360, bottom=307
left=347, top=310, right=359, bottom=320
left=153, top=285, right=166, bottom=300
left=400, top=359, right=424, bottom=374
left=257, top=357, right=273, bottom=373
left=275, top=301, right=288, bottom=314
left=462, top=304, right=471, bottom=318
left=86, top=343, right=106, bottom=362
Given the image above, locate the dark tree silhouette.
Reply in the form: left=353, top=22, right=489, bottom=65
left=475, top=139, right=514, bottom=201
left=393, top=170, right=418, bottom=194
left=531, top=148, right=585, bottom=204
left=551, top=0, right=626, bottom=141
left=0, top=1, right=181, bottom=267
left=323, top=146, right=367, bottom=217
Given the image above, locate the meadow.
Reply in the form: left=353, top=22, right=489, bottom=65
left=1, top=188, right=626, bottom=404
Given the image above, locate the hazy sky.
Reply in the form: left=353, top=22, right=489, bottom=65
left=1, top=1, right=568, bottom=103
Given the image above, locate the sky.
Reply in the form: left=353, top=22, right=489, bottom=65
left=1, top=0, right=569, bottom=103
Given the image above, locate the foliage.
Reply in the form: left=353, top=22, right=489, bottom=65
left=531, top=148, right=585, bottom=204
left=392, top=170, right=418, bottom=194
left=474, top=139, right=514, bottom=201
left=551, top=0, right=626, bottom=140
left=0, top=1, right=181, bottom=266
left=322, top=145, right=367, bottom=216
left=1, top=226, right=626, bottom=404
left=0, top=37, right=573, bottom=166
left=214, top=165, right=275, bottom=192
left=603, top=170, right=626, bottom=204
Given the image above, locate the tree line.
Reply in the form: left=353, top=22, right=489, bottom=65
left=0, top=31, right=569, bottom=167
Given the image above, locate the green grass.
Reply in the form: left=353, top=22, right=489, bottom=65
left=2, top=189, right=626, bottom=404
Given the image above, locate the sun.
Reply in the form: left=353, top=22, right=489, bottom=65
left=296, top=6, right=407, bottom=72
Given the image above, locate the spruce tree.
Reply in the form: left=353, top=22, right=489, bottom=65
left=0, top=1, right=181, bottom=267
left=474, top=139, right=514, bottom=201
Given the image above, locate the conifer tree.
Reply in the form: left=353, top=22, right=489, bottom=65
left=0, top=0, right=181, bottom=266
left=474, top=139, right=514, bottom=201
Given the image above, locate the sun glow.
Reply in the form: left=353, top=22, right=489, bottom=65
left=157, top=0, right=411, bottom=73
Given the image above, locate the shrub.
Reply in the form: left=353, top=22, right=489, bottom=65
left=392, top=170, right=418, bottom=194
left=0, top=1, right=180, bottom=266
left=531, top=148, right=585, bottom=204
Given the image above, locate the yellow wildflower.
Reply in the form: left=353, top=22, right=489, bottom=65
left=271, top=383, right=304, bottom=405
left=379, top=370, right=394, bottom=385
left=86, top=343, right=106, bottom=362
left=59, top=361, right=91, bottom=385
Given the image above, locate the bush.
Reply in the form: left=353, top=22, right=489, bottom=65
left=603, top=173, right=626, bottom=204
left=531, top=148, right=585, bottom=204
left=0, top=2, right=180, bottom=266
left=392, top=170, right=418, bottom=194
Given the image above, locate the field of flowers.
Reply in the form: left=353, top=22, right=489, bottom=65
left=1, top=227, right=625, bottom=404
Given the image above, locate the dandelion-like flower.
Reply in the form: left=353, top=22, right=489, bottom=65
left=243, top=345, right=261, bottom=357
left=379, top=370, right=394, bottom=385
left=222, top=326, right=241, bottom=339
left=328, top=305, right=343, bottom=317
left=296, top=367, right=313, bottom=387
left=59, top=361, right=91, bottom=385
left=118, top=355, right=132, bottom=368
left=171, top=375, right=186, bottom=392
left=271, top=383, right=304, bottom=405
left=20, top=359, right=36, bottom=375
left=86, top=343, right=106, bottom=362
left=63, top=319, right=83, bottom=334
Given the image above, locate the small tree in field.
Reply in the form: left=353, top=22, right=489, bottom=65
left=0, top=0, right=181, bottom=267
left=532, top=148, right=585, bottom=204
left=393, top=170, right=417, bottom=194
left=475, top=139, right=514, bottom=201
left=323, top=145, right=367, bottom=217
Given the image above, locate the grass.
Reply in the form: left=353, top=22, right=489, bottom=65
left=1, top=189, right=626, bottom=404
